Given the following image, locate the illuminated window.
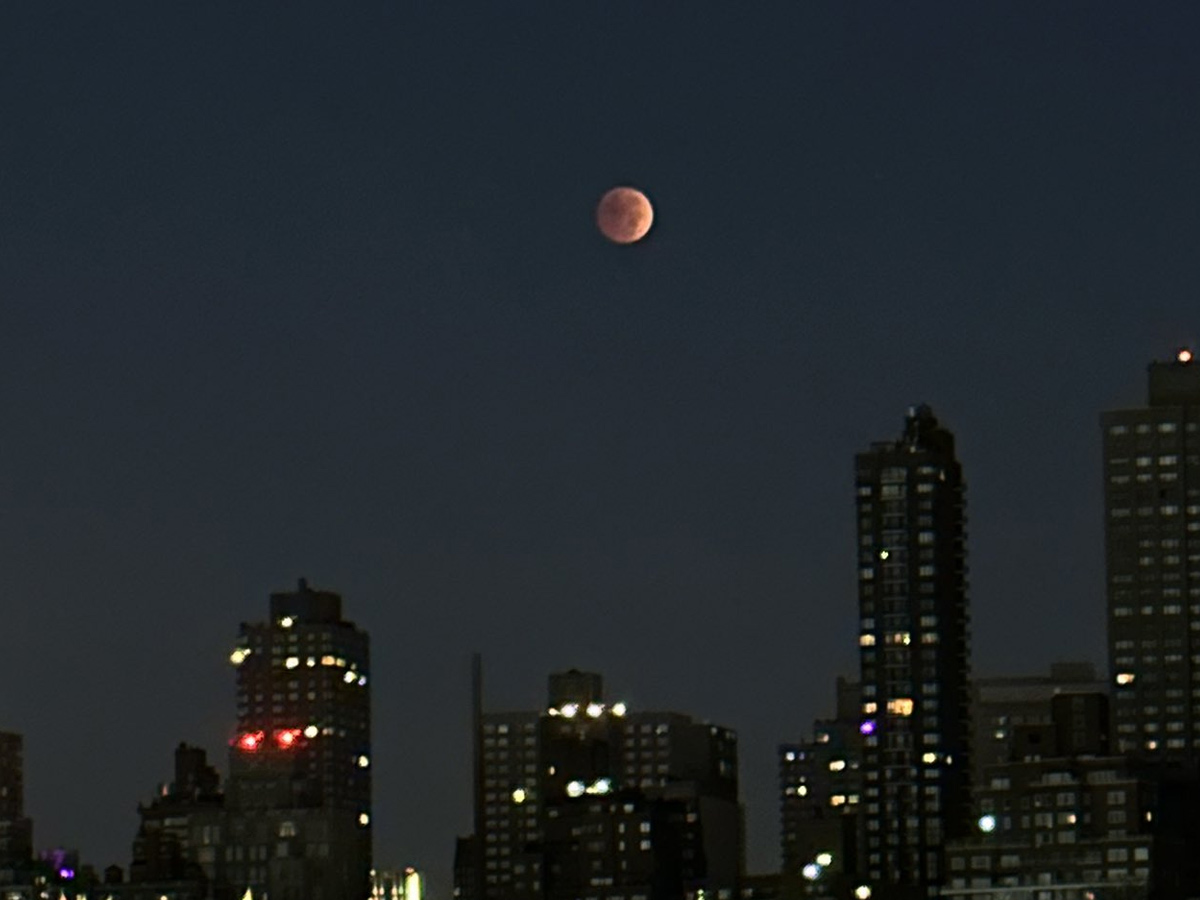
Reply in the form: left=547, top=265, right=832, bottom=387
left=860, top=634, right=876, bottom=647
left=887, top=698, right=914, bottom=717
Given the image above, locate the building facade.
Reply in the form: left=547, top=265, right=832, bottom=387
left=1102, top=349, right=1200, bottom=760
left=971, top=663, right=1107, bottom=791
left=942, top=692, right=1200, bottom=900
left=128, top=743, right=223, bottom=889
left=226, top=578, right=372, bottom=900
left=0, top=732, right=32, bottom=884
left=462, top=668, right=741, bottom=900
left=855, top=405, right=972, bottom=896
left=778, top=678, right=862, bottom=888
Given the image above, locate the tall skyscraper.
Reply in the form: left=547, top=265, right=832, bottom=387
left=459, top=667, right=741, bottom=900
left=227, top=578, right=372, bottom=900
left=1102, top=348, right=1200, bottom=759
left=855, top=405, right=972, bottom=896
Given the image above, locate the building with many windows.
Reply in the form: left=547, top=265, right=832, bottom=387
left=942, top=693, right=1200, bottom=900
left=226, top=578, right=372, bottom=900
left=460, top=667, right=741, bottom=900
left=778, top=678, right=862, bottom=890
left=854, top=405, right=972, bottom=897
left=1102, top=349, right=1200, bottom=760
left=970, top=663, right=1107, bottom=791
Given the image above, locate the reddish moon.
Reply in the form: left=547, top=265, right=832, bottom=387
left=596, top=186, right=653, bottom=244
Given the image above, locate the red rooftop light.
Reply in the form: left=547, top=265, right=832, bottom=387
left=237, top=731, right=265, bottom=752
left=274, top=728, right=303, bottom=749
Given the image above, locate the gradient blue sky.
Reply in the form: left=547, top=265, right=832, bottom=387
left=1, top=1, right=1198, bottom=891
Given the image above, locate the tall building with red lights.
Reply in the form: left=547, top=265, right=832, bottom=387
left=227, top=578, right=372, bottom=900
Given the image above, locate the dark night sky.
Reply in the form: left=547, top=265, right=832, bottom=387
left=1, top=1, right=1198, bottom=890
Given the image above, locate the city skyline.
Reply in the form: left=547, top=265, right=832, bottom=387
left=2, top=358, right=1194, bottom=891
left=4, top=353, right=1194, bottom=889
left=3, top=2, right=1199, bottom=894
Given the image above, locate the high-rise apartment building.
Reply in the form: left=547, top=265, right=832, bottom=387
left=1102, top=349, right=1200, bottom=759
left=461, top=667, right=741, bottom=900
left=855, top=405, right=972, bottom=896
left=227, top=578, right=372, bottom=900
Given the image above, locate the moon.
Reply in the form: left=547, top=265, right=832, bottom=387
left=596, top=186, right=653, bottom=244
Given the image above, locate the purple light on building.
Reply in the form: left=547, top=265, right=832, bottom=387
left=59, top=868, right=75, bottom=880
left=859, top=719, right=876, bottom=735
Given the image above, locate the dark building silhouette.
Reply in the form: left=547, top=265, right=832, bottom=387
left=778, top=677, right=862, bottom=893
left=457, top=666, right=741, bottom=900
left=855, top=405, right=972, bottom=896
left=1102, top=349, right=1200, bottom=760
left=0, top=732, right=32, bottom=884
left=225, top=578, right=373, bottom=900
left=128, top=743, right=223, bottom=888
